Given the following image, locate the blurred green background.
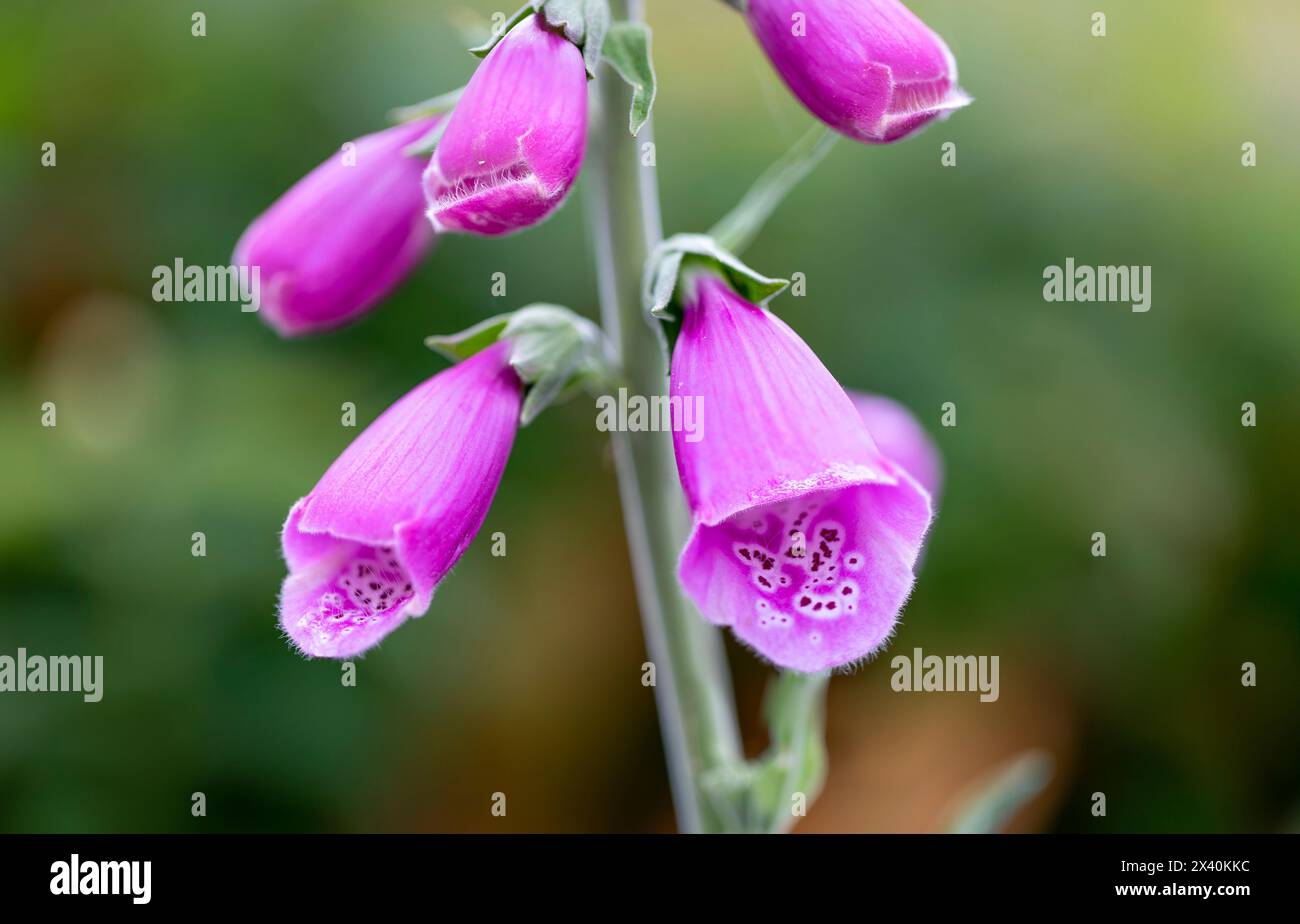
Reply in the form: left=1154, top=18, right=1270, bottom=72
left=1, top=0, right=1297, bottom=833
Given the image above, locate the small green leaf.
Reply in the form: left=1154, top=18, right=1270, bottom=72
left=642, top=233, right=789, bottom=321
left=751, top=670, right=830, bottom=833
left=543, top=0, right=585, bottom=44
left=947, top=750, right=1054, bottom=834
left=644, top=248, right=685, bottom=321
left=425, top=315, right=510, bottom=362
left=469, top=2, right=541, bottom=58
left=517, top=338, right=582, bottom=424
left=426, top=305, right=610, bottom=427
left=601, top=21, right=656, bottom=136
left=709, top=126, right=838, bottom=255
left=580, top=0, right=610, bottom=78
left=699, top=670, right=830, bottom=833
left=472, top=1, right=607, bottom=78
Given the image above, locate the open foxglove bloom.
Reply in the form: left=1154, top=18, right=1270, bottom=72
left=423, top=13, right=588, bottom=236
left=745, top=0, right=970, bottom=144
left=850, top=391, right=943, bottom=502
left=233, top=116, right=441, bottom=336
left=279, top=341, right=522, bottom=658
left=671, top=270, right=932, bottom=672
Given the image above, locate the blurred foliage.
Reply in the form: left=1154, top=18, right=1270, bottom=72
left=1, top=0, right=1297, bottom=832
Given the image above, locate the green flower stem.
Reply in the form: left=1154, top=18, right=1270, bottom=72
left=586, top=0, right=746, bottom=834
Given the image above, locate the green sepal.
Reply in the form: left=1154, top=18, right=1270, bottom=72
left=468, top=2, right=542, bottom=58
left=947, top=750, right=1054, bottom=834
left=698, top=670, right=830, bottom=833
left=579, top=0, right=610, bottom=77
left=470, top=0, right=608, bottom=79
left=425, top=315, right=509, bottom=362
left=426, top=305, right=610, bottom=427
left=643, top=233, right=789, bottom=322
left=746, top=670, right=830, bottom=833
left=543, top=0, right=587, bottom=45
left=600, top=20, right=656, bottom=135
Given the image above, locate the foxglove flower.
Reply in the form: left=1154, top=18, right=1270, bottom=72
left=234, top=117, right=441, bottom=337
left=423, top=14, right=588, bottom=236
left=672, top=272, right=932, bottom=672
left=850, top=392, right=942, bottom=501
left=745, top=0, right=970, bottom=144
left=279, top=341, right=522, bottom=658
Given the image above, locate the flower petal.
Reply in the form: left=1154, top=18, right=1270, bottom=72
left=671, top=273, right=894, bottom=526
left=670, top=272, right=934, bottom=671
left=680, top=468, right=930, bottom=672
left=278, top=342, right=522, bottom=657
left=746, top=0, right=969, bottom=145
left=424, top=14, right=587, bottom=236
left=233, top=117, right=439, bottom=336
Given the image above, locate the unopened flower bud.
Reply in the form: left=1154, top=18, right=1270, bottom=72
left=423, top=14, right=588, bottom=236
left=746, top=0, right=970, bottom=144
